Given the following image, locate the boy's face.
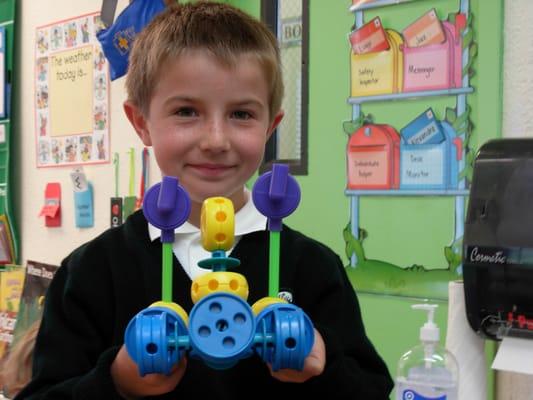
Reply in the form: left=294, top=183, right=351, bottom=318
left=125, top=50, right=283, bottom=213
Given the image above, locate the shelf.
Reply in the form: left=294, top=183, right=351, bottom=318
left=349, top=0, right=430, bottom=12
left=345, top=189, right=469, bottom=196
left=348, top=87, right=474, bottom=105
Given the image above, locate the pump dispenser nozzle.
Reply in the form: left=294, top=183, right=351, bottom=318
left=412, top=304, right=439, bottom=342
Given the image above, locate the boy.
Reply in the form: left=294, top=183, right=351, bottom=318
left=17, top=3, right=393, bottom=399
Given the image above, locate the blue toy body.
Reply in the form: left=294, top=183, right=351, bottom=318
left=125, top=294, right=315, bottom=375
left=188, top=293, right=256, bottom=370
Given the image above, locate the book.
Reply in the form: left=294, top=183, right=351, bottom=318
left=0, top=215, right=15, bottom=265
left=0, top=265, right=24, bottom=359
left=11, top=260, right=58, bottom=347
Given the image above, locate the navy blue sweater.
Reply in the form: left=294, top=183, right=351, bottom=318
left=17, top=210, right=393, bottom=399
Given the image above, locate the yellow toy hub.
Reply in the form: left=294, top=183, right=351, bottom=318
left=191, top=271, right=249, bottom=303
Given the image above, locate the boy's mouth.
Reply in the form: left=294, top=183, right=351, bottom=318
left=188, top=163, right=235, bottom=177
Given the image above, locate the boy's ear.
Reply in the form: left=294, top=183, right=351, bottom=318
left=267, top=110, right=284, bottom=140
left=123, top=101, right=152, bottom=146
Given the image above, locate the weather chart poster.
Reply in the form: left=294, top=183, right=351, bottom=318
left=35, top=12, right=110, bottom=168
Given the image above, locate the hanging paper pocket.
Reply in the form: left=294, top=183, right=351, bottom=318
left=399, top=120, right=461, bottom=190
left=350, top=29, right=404, bottom=97
left=346, top=124, right=400, bottom=190
left=402, top=21, right=462, bottom=92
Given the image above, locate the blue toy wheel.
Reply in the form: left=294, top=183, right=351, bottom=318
left=124, top=306, right=188, bottom=376
left=188, top=293, right=255, bottom=370
left=254, top=303, right=314, bottom=371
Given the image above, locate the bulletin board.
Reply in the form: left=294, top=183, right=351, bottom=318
left=35, top=12, right=110, bottom=167
left=0, top=0, right=18, bottom=264
left=344, top=0, right=486, bottom=300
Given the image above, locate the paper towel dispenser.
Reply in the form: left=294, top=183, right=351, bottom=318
left=463, top=138, right=533, bottom=340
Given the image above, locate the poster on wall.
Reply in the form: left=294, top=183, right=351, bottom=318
left=344, top=3, right=478, bottom=300
left=35, top=12, right=110, bottom=168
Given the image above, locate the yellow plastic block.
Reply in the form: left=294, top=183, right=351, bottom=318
left=200, top=197, right=235, bottom=252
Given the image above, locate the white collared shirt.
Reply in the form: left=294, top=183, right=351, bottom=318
left=148, top=190, right=267, bottom=280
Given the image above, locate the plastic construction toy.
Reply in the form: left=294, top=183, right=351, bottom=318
left=124, top=165, right=314, bottom=376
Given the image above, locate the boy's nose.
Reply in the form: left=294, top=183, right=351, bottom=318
left=200, top=119, right=230, bottom=152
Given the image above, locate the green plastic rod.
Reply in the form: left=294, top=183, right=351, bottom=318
left=269, top=231, right=280, bottom=297
left=162, top=242, right=173, bottom=301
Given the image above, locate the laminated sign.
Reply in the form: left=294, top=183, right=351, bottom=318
left=403, top=21, right=463, bottom=92
left=400, top=120, right=462, bottom=190
left=347, top=124, right=400, bottom=190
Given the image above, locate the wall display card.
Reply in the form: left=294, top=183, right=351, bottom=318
left=70, top=168, right=88, bottom=192
left=0, top=26, right=5, bottom=119
left=349, top=17, right=389, bottom=55
left=35, top=12, right=110, bottom=168
left=402, top=9, right=446, bottom=48
left=70, top=169, right=93, bottom=228
left=401, top=108, right=446, bottom=145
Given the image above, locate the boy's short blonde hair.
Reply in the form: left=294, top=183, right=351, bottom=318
left=125, top=1, right=283, bottom=119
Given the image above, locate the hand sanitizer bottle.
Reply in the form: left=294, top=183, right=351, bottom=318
left=396, top=304, right=458, bottom=400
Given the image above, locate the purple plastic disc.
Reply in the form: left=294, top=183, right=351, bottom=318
left=143, top=176, right=191, bottom=242
left=252, top=164, right=300, bottom=231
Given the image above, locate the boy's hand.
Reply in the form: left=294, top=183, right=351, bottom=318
left=111, top=345, right=187, bottom=399
left=268, top=328, right=325, bottom=383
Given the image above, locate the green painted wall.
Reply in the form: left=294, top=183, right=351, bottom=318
left=1, top=2, right=18, bottom=263
left=232, top=0, right=503, bottom=397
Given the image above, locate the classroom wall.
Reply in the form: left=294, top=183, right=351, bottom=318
left=496, top=0, right=533, bottom=396
left=15, top=0, right=161, bottom=267
left=502, top=0, right=533, bottom=138
left=13, top=0, right=504, bottom=398
left=231, top=1, right=503, bottom=398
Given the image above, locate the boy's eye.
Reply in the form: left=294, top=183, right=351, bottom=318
left=231, top=110, right=252, bottom=120
left=175, top=107, right=197, bottom=117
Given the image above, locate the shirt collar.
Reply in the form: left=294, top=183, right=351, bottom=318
left=148, top=189, right=267, bottom=241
